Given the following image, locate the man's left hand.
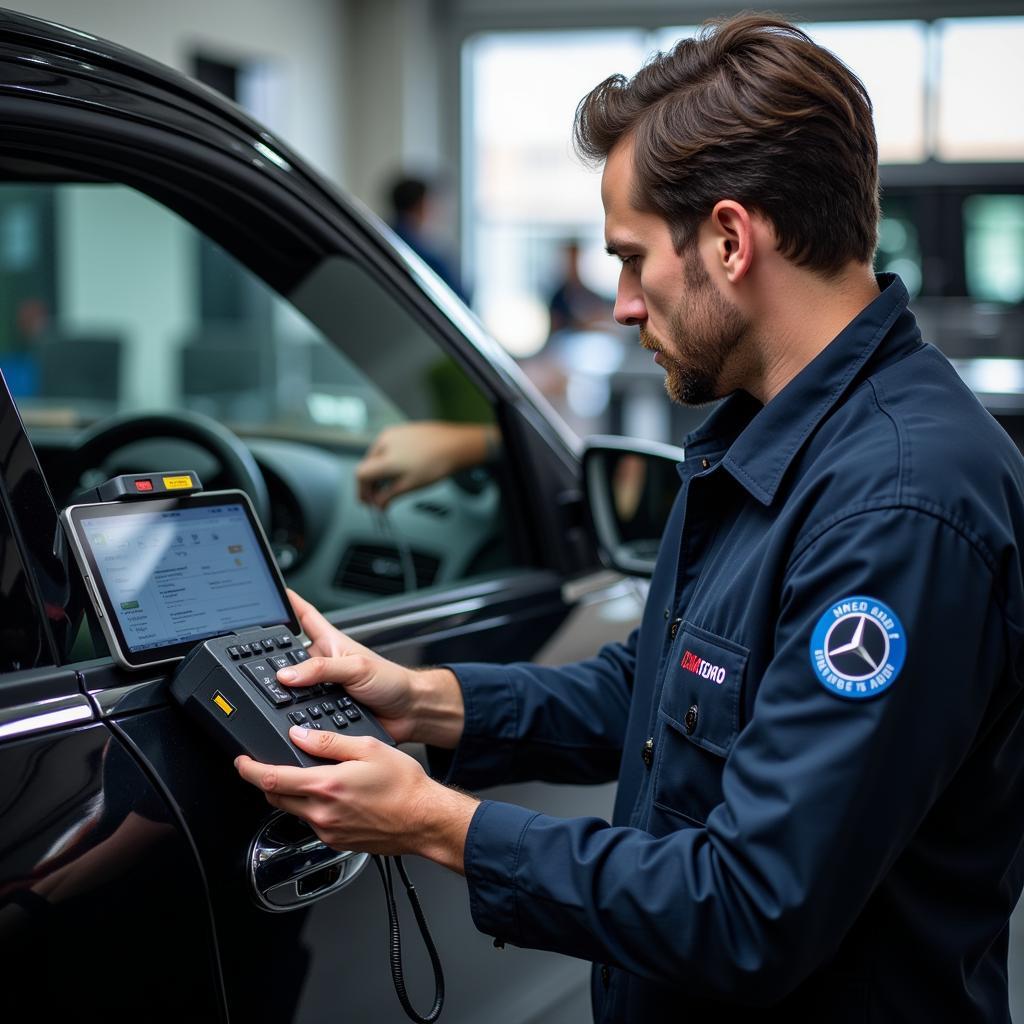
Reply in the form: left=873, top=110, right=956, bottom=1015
left=235, top=728, right=479, bottom=874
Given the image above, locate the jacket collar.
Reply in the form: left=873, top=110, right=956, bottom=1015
left=683, top=274, right=918, bottom=505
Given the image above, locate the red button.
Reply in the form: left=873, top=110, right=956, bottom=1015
left=134, top=479, right=154, bottom=492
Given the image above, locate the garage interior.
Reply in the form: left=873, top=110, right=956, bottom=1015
left=4, top=0, right=1023, bottom=1020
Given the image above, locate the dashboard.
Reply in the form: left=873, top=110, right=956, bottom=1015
left=31, top=426, right=506, bottom=619
left=223, top=437, right=502, bottom=613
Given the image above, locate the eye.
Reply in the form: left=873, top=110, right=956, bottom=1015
left=620, top=254, right=640, bottom=271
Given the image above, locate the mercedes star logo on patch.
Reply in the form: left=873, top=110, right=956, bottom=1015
left=809, top=596, right=907, bottom=700
left=824, top=614, right=888, bottom=680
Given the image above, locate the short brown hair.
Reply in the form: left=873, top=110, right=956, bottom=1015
left=574, top=12, right=879, bottom=275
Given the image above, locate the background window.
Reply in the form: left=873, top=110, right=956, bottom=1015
left=964, top=195, right=1024, bottom=304
left=937, top=18, right=1024, bottom=162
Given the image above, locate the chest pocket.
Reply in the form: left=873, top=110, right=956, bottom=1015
left=652, top=622, right=747, bottom=827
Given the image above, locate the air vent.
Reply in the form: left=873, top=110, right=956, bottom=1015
left=412, top=500, right=451, bottom=518
left=333, top=543, right=440, bottom=595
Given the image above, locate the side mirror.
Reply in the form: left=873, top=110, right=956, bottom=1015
left=582, top=435, right=685, bottom=578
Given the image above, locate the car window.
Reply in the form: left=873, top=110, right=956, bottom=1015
left=0, top=181, right=520, bottom=617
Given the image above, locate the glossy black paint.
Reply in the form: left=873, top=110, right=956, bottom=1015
left=0, top=369, right=73, bottom=668
left=0, top=721, right=223, bottom=1021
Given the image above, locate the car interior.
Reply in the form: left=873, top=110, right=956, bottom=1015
left=0, top=176, right=520, bottom=646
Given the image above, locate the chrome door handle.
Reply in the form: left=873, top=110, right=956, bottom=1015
left=249, top=811, right=369, bottom=911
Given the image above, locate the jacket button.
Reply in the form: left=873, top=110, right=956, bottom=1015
left=684, top=704, right=699, bottom=734
left=701, top=457, right=710, bottom=469
left=600, top=964, right=610, bottom=988
left=669, top=618, right=681, bottom=640
left=641, top=737, right=654, bottom=768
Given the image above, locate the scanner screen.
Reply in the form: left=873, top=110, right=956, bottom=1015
left=80, top=502, right=289, bottom=653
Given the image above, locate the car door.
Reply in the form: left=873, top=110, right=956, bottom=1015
left=0, top=378, right=226, bottom=1021
left=0, top=17, right=641, bottom=1023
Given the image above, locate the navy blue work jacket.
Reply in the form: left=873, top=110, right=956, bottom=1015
left=433, top=276, right=1024, bottom=1021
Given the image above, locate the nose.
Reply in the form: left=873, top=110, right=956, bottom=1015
left=613, top=269, right=647, bottom=327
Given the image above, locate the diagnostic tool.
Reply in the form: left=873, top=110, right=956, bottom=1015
left=61, top=487, right=392, bottom=764
left=62, top=481, right=443, bottom=1022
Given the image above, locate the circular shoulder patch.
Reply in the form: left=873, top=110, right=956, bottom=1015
left=809, top=596, right=906, bottom=700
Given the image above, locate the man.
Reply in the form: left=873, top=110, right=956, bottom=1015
left=237, top=14, right=1024, bottom=1021
left=387, top=173, right=469, bottom=303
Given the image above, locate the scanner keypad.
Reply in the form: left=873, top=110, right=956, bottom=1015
left=236, top=637, right=359, bottom=735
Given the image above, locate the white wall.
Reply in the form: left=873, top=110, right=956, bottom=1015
left=344, top=0, right=447, bottom=216
left=12, top=0, right=351, bottom=188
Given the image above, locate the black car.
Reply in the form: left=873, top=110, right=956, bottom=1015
left=0, top=9, right=644, bottom=1021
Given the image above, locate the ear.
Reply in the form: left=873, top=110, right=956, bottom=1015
left=708, top=200, right=754, bottom=283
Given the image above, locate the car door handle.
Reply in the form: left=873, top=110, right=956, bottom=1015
left=248, top=811, right=369, bottom=911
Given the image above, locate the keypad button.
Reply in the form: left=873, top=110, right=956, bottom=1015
left=276, top=635, right=293, bottom=648
left=240, top=662, right=293, bottom=707
left=332, top=713, right=349, bottom=728
left=343, top=707, right=361, bottom=722
left=226, top=645, right=241, bottom=660
left=289, top=648, right=310, bottom=664
left=320, top=701, right=336, bottom=715
left=238, top=643, right=253, bottom=656
left=339, top=696, right=354, bottom=708
left=261, top=639, right=275, bottom=652
left=257, top=682, right=291, bottom=707
left=267, top=654, right=292, bottom=672
left=311, top=721, right=323, bottom=730
left=291, top=686, right=317, bottom=700
left=289, top=710, right=308, bottom=725
left=306, top=705, right=322, bottom=719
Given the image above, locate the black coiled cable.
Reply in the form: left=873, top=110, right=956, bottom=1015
left=373, top=854, right=445, bottom=1023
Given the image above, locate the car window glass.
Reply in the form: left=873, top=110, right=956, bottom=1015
left=0, top=181, right=520, bottom=618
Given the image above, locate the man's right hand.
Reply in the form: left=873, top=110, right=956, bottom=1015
left=278, top=590, right=464, bottom=748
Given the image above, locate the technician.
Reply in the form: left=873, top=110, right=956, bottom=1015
left=236, top=14, right=1024, bottom=1021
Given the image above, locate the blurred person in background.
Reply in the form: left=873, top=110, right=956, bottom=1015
left=546, top=239, right=610, bottom=336
left=387, top=173, right=469, bottom=304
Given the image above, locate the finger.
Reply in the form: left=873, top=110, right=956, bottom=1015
left=370, top=481, right=394, bottom=509
left=288, top=725, right=380, bottom=761
left=354, top=452, right=394, bottom=484
left=234, top=754, right=317, bottom=795
left=381, top=475, right=415, bottom=501
left=286, top=588, right=316, bottom=620
left=357, top=476, right=374, bottom=506
left=274, top=653, right=372, bottom=691
left=263, top=791, right=310, bottom=818
left=287, top=590, right=340, bottom=650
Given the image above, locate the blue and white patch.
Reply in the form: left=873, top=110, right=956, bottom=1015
left=809, top=596, right=906, bottom=700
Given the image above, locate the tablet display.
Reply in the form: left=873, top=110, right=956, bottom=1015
left=63, top=491, right=299, bottom=669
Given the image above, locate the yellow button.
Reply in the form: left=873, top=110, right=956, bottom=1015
left=162, top=474, right=195, bottom=490
left=212, top=692, right=235, bottom=716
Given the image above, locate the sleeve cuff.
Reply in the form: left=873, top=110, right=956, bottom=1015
left=424, top=663, right=520, bottom=790
left=463, top=799, right=540, bottom=946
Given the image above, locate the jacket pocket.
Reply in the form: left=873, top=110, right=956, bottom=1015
left=651, top=622, right=747, bottom=826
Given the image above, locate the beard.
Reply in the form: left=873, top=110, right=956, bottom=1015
left=640, top=244, right=749, bottom=406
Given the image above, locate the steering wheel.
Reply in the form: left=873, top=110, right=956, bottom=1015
left=74, top=411, right=271, bottom=525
